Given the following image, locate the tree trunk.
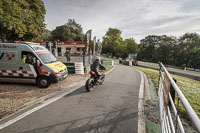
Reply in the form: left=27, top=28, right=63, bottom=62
left=1, top=32, right=7, bottom=42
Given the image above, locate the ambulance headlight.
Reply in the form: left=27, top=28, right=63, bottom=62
left=51, top=68, right=60, bottom=75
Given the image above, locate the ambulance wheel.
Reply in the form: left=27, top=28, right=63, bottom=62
left=37, top=76, right=51, bottom=88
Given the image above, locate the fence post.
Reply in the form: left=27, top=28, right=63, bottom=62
left=158, top=63, right=162, bottom=87
left=169, top=78, right=176, bottom=108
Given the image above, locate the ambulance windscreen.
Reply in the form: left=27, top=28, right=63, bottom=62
left=37, top=53, right=57, bottom=64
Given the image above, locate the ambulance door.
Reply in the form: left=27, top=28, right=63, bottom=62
left=19, top=51, right=38, bottom=80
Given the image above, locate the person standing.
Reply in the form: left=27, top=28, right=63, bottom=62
left=65, top=50, right=71, bottom=62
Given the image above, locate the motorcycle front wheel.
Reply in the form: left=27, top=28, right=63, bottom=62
left=85, top=78, right=94, bottom=92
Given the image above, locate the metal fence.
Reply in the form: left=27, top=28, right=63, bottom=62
left=158, top=63, right=200, bottom=133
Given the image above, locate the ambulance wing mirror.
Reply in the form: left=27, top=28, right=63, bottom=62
left=37, top=60, right=42, bottom=66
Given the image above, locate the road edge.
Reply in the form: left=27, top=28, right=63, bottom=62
left=133, top=67, right=146, bottom=133
left=105, top=65, right=116, bottom=75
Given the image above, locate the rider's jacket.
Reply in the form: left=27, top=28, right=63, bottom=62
left=92, top=59, right=105, bottom=75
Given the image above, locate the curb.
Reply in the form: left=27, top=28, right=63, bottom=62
left=141, top=71, right=151, bottom=103
left=133, top=67, right=148, bottom=133
left=105, top=65, right=116, bottom=75
left=134, top=67, right=152, bottom=133
left=137, top=69, right=146, bottom=133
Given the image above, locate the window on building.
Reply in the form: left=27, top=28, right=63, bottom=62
left=57, top=47, right=62, bottom=56
left=77, top=48, right=81, bottom=52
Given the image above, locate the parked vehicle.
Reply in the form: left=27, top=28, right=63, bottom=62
left=0, top=43, right=68, bottom=88
left=85, top=70, right=105, bottom=92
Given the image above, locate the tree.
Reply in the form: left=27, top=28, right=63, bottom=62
left=42, top=29, right=51, bottom=41
left=66, top=19, right=84, bottom=41
left=138, top=35, right=160, bottom=62
left=102, top=28, right=125, bottom=57
left=154, top=35, right=177, bottom=65
left=51, top=25, right=70, bottom=41
left=124, top=38, right=138, bottom=57
left=138, top=35, right=177, bottom=64
left=0, top=0, right=46, bottom=42
left=51, top=19, right=84, bottom=41
left=177, top=33, right=200, bottom=68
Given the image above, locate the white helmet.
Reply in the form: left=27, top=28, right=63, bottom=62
left=96, top=56, right=101, bottom=62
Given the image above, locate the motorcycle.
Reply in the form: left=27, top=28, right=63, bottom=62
left=85, top=70, right=105, bottom=92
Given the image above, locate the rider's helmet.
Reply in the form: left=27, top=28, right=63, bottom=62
left=96, top=56, right=101, bottom=62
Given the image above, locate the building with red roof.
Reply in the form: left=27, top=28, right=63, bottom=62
left=40, top=42, right=85, bottom=56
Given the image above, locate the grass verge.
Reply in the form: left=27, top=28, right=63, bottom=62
left=104, top=66, right=113, bottom=73
left=134, top=66, right=200, bottom=118
left=101, top=55, right=118, bottom=60
left=134, top=66, right=159, bottom=88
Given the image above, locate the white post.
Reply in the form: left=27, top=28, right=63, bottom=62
left=129, top=54, right=132, bottom=66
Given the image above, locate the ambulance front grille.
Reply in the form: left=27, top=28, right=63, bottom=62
left=60, top=68, right=68, bottom=76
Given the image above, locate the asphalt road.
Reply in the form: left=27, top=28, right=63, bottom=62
left=0, top=64, right=141, bottom=133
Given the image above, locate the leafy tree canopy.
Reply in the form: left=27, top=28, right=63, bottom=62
left=124, top=37, right=138, bottom=55
left=102, top=28, right=125, bottom=57
left=0, top=0, right=46, bottom=42
left=138, top=35, right=177, bottom=64
left=178, top=33, right=200, bottom=68
left=51, top=19, right=84, bottom=42
left=138, top=33, right=200, bottom=68
left=42, top=29, right=51, bottom=41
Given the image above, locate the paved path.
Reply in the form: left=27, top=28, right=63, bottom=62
left=0, top=64, right=141, bottom=133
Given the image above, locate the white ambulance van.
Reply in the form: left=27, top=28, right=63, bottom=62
left=0, top=43, right=68, bottom=88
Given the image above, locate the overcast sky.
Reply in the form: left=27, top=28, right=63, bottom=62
left=43, top=0, right=200, bottom=43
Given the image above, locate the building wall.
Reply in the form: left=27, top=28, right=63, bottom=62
left=40, top=42, right=85, bottom=56
left=57, top=45, right=85, bottom=56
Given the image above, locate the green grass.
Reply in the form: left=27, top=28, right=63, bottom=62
left=146, top=120, right=161, bottom=133
left=104, top=66, right=113, bottom=73
left=134, top=66, right=159, bottom=88
left=172, top=75, right=200, bottom=118
left=134, top=66, right=200, bottom=118
left=101, top=55, right=119, bottom=60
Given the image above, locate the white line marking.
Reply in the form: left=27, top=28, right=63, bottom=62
left=0, top=83, right=84, bottom=130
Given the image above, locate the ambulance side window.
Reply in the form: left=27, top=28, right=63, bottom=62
left=21, top=51, right=36, bottom=65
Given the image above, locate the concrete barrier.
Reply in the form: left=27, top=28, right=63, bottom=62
left=64, top=62, right=85, bottom=74
left=102, top=60, right=114, bottom=66
left=74, top=62, right=84, bottom=74
left=64, top=62, right=75, bottom=74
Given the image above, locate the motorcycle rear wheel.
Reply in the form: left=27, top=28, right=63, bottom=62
left=99, top=76, right=105, bottom=85
left=85, top=78, right=94, bottom=92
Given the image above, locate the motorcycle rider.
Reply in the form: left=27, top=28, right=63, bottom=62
left=91, top=56, right=106, bottom=83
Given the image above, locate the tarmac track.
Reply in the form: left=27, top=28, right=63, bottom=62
left=0, top=64, right=141, bottom=133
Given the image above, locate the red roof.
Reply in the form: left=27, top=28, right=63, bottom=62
left=39, top=42, right=84, bottom=45
left=57, top=42, right=84, bottom=45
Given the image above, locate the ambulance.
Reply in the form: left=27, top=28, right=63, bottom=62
left=0, top=43, right=68, bottom=88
